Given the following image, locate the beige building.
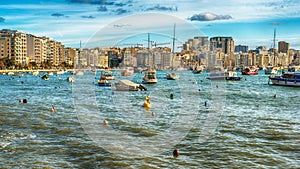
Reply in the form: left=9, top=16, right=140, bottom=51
left=0, top=37, right=11, bottom=60
left=0, top=29, right=27, bottom=66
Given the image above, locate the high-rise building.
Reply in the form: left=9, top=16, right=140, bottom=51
left=210, top=37, right=234, bottom=54
left=278, top=41, right=290, bottom=53
left=0, top=29, right=27, bottom=65
left=0, top=37, right=11, bottom=60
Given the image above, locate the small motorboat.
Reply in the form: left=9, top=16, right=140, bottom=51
left=269, top=72, right=300, bottom=87
left=115, top=80, right=147, bottom=91
left=98, top=79, right=111, bottom=87
left=142, top=69, right=157, bottom=84
left=166, top=72, right=179, bottom=80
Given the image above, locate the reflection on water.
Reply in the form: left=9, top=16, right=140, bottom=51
left=0, top=70, right=299, bottom=168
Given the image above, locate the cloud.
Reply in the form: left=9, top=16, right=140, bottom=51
left=97, top=6, right=108, bottom=12
left=81, top=15, right=95, bottom=19
left=69, top=0, right=114, bottom=5
left=145, top=4, right=178, bottom=12
left=188, top=12, right=232, bottom=21
left=51, top=13, right=65, bottom=17
left=0, top=17, right=5, bottom=22
left=114, top=8, right=129, bottom=15
left=270, top=22, right=281, bottom=25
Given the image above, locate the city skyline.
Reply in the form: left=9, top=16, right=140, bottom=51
left=1, top=0, right=300, bottom=49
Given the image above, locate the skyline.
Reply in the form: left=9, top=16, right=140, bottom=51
left=1, top=0, right=300, bottom=50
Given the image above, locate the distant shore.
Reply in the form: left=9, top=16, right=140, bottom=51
left=0, top=69, right=74, bottom=74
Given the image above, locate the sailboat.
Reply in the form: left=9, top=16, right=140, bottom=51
left=166, top=24, right=180, bottom=80
left=265, top=28, right=277, bottom=75
left=142, top=33, right=158, bottom=84
left=74, top=41, right=84, bottom=76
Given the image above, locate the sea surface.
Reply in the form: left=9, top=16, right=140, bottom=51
left=0, top=70, right=299, bottom=168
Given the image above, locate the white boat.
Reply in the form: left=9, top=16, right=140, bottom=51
left=265, top=64, right=277, bottom=75
left=7, top=72, right=14, bottom=76
left=142, top=69, right=157, bottom=84
left=225, top=71, right=243, bottom=81
left=67, top=76, right=75, bottom=82
left=100, top=71, right=114, bottom=80
left=56, top=70, right=65, bottom=75
left=32, top=71, right=39, bottom=76
left=166, top=24, right=180, bottom=80
left=115, top=80, right=147, bottom=91
left=166, top=72, right=179, bottom=80
left=269, top=72, right=300, bottom=87
left=48, top=72, right=54, bottom=76
left=121, top=67, right=134, bottom=76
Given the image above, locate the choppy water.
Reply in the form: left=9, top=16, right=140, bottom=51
left=0, top=70, right=299, bottom=168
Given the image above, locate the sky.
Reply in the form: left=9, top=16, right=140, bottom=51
left=1, top=0, right=300, bottom=50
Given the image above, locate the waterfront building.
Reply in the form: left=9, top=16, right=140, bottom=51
left=64, top=47, right=76, bottom=67
left=0, top=37, right=11, bottom=60
left=0, top=29, right=27, bottom=66
left=278, top=41, right=290, bottom=54
left=235, top=45, right=248, bottom=53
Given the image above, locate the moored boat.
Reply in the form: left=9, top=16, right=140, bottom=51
left=242, top=66, right=258, bottom=75
left=115, top=80, right=147, bottom=91
left=121, top=67, right=134, bottom=76
left=269, top=72, right=300, bottom=87
left=142, top=69, right=157, bottom=84
left=166, top=72, right=179, bottom=80
left=98, top=79, right=111, bottom=87
left=100, top=71, right=115, bottom=80
left=225, top=71, right=242, bottom=81
left=67, top=76, right=75, bottom=82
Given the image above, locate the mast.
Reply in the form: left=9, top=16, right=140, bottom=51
left=273, top=28, right=276, bottom=65
left=147, top=33, right=150, bottom=68
left=171, top=23, right=176, bottom=69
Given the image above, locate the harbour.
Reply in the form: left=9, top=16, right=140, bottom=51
left=0, top=70, right=299, bottom=168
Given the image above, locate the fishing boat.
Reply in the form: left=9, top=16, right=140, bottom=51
left=101, top=71, right=115, bottom=80
left=115, top=80, right=147, bottom=91
left=242, top=66, right=258, bottom=75
left=166, top=72, right=179, bottom=80
left=269, top=72, right=300, bottom=87
left=142, top=69, right=157, bottom=84
left=97, top=79, right=111, bottom=87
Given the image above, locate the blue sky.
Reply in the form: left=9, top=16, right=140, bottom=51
left=1, top=0, right=300, bottom=50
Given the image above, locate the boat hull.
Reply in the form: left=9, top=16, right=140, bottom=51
left=242, top=72, right=258, bottom=75
left=269, top=78, right=300, bottom=87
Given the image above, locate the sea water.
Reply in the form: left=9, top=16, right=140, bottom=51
left=0, top=70, right=299, bottom=168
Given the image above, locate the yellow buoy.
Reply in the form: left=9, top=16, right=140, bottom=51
left=142, top=96, right=151, bottom=108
